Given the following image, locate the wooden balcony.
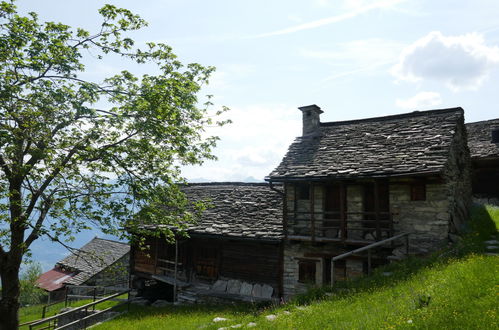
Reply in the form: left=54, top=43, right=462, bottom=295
left=286, top=211, right=394, bottom=244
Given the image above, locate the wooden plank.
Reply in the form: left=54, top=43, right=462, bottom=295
left=284, top=183, right=288, bottom=239
left=340, top=182, right=346, bottom=241
left=374, top=180, right=381, bottom=241
left=310, top=182, right=315, bottom=242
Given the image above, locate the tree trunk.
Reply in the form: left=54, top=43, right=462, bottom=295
left=0, top=254, right=21, bottom=330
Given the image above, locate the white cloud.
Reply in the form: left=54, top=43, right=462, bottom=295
left=391, top=31, right=499, bottom=91
left=395, top=91, right=442, bottom=110
left=182, top=104, right=301, bottom=181
left=301, top=39, right=404, bottom=81
left=253, top=0, right=406, bottom=38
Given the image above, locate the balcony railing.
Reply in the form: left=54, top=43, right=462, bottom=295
left=286, top=211, right=394, bottom=243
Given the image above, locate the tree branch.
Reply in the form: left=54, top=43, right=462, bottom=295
left=24, top=142, right=85, bottom=220
left=24, top=193, right=54, bottom=249
left=0, top=154, right=12, bottom=179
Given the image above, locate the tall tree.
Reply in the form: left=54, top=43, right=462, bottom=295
left=0, top=1, right=228, bottom=328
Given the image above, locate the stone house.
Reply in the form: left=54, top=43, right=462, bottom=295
left=36, top=237, right=130, bottom=301
left=266, top=105, right=472, bottom=297
left=466, top=118, right=499, bottom=205
left=130, top=183, right=284, bottom=303
left=130, top=106, right=477, bottom=302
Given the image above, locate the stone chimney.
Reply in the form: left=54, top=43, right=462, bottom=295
left=299, top=104, right=323, bottom=136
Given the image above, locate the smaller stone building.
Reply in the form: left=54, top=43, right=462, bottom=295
left=466, top=118, right=499, bottom=205
left=130, top=183, right=284, bottom=303
left=36, top=237, right=130, bottom=301
left=267, top=105, right=472, bottom=297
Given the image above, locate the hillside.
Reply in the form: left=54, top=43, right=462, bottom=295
left=92, top=205, right=499, bottom=329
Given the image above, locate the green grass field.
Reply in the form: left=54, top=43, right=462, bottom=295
left=24, top=204, right=499, bottom=329
left=19, top=294, right=128, bottom=327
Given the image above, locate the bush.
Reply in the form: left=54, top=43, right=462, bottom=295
left=19, top=263, right=47, bottom=306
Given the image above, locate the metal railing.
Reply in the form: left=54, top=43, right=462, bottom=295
left=25, top=289, right=130, bottom=330
left=330, top=232, right=410, bottom=286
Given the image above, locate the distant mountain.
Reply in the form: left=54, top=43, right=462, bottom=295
left=187, top=176, right=265, bottom=183
left=28, top=229, right=123, bottom=272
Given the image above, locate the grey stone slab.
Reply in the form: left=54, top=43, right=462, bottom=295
left=212, top=280, right=228, bottom=292
left=251, top=284, right=263, bottom=297
left=239, top=282, right=253, bottom=296
left=227, top=279, right=242, bottom=294
left=260, top=284, right=273, bottom=299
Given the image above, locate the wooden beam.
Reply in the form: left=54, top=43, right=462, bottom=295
left=340, top=182, right=346, bottom=241
left=374, top=180, right=381, bottom=241
left=284, top=183, right=288, bottom=239
left=310, top=182, right=315, bottom=242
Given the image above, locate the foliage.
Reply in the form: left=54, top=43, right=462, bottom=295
left=95, top=205, right=498, bottom=329
left=0, top=0, right=228, bottom=327
left=19, top=263, right=46, bottom=306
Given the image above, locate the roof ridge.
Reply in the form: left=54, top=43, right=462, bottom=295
left=184, top=182, right=269, bottom=187
left=466, top=118, right=499, bottom=125
left=88, top=237, right=129, bottom=246
left=320, top=107, right=463, bottom=127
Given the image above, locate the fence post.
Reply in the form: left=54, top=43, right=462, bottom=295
left=367, top=249, right=372, bottom=275
left=65, top=286, right=69, bottom=307
left=331, top=259, right=335, bottom=287
left=405, top=234, right=409, bottom=255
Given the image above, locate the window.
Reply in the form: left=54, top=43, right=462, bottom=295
left=298, top=260, right=317, bottom=283
left=410, top=183, right=426, bottom=201
left=297, top=183, right=310, bottom=200
left=195, top=246, right=218, bottom=279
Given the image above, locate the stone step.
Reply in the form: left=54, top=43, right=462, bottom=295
left=177, top=295, right=197, bottom=303
left=387, top=255, right=404, bottom=262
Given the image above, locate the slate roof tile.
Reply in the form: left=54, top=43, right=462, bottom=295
left=268, top=108, right=464, bottom=180
left=180, top=183, right=283, bottom=240
left=56, top=237, right=130, bottom=285
left=466, top=118, right=499, bottom=159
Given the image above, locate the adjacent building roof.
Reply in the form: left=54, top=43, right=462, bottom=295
left=55, top=237, right=130, bottom=286
left=36, top=268, right=76, bottom=292
left=268, top=108, right=464, bottom=180
left=466, top=118, right=499, bottom=160
left=181, top=183, right=283, bottom=240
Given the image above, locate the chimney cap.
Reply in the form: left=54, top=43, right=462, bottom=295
left=298, top=104, right=323, bottom=114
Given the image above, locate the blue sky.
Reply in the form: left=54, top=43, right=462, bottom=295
left=18, top=0, right=499, bottom=183
left=14, top=0, right=499, bottom=270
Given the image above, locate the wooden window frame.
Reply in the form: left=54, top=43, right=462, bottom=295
left=297, top=183, right=310, bottom=200
left=410, top=182, right=426, bottom=201
left=298, top=259, right=318, bottom=283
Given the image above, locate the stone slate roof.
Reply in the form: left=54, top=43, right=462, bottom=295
left=181, top=183, right=283, bottom=240
left=466, top=118, right=499, bottom=160
left=268, top=108, right=464, bottom=180
left=56, top=237, right=130, bottom=285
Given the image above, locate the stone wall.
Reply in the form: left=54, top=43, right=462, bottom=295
left=390, top=183, right=449, bottom=253
left=443, top=117, right=473, bottom=233
left=85, top=254, right=130, bottom=287
left=473, top=195, right=499, bottom=207
left=282, top=176, right=463, bottom=296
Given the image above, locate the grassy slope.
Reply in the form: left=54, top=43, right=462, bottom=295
left=93, top=205, right=498, bottom=329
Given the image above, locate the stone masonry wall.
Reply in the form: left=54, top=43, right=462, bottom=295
left=85, top=254, right=130, bottom=287
left=444, top=117, right=472, bottom=233
left=390, top=183, right=449, bottom=253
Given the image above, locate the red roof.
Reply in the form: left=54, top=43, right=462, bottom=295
left=36, top=268, right=76, bottom=292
